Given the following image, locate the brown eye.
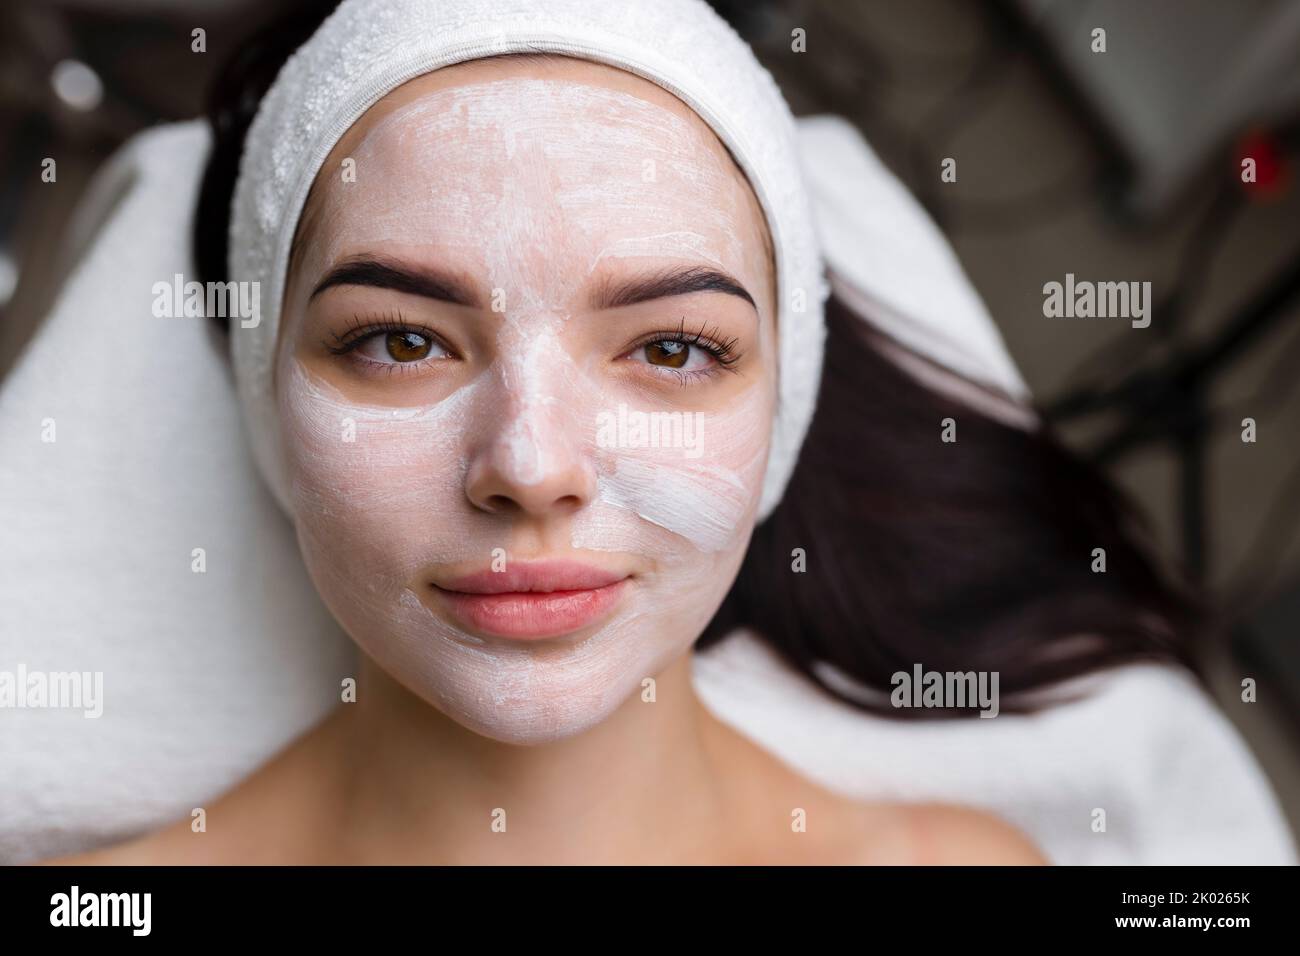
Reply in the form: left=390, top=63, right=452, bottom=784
left=385, top=331, right=433, bottom=362
left=644, top=340, right=689, bottom=368
left=332, top=319, right=452, bottom=369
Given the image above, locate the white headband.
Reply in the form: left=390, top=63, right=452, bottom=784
left=229, top=0, right=830, bottom=522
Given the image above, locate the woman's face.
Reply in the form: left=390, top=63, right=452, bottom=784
left=275, top=56, right=778, bottom=744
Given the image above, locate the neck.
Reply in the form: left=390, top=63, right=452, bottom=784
left=332, top=649, right=745, bottom=864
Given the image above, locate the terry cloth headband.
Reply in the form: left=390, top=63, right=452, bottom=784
left=229, top=0, right=1029, bottom=522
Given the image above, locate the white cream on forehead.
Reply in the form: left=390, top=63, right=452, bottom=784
left=277, top=71, right=773, bottom=743
left=309, top=76, right=761, bottom=307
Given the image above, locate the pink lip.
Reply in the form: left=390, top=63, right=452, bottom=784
left=431, top=560, right=630, bottom=641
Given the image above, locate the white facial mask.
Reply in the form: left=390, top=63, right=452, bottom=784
left=277, top=73, right=775, bottom=744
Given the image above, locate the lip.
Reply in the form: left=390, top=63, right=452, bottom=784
left=430, top=560, right=630, bottom=641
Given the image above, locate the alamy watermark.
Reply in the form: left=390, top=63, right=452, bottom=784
left=50, top=886, right=150, bottom=936
left=152, top=273, right=260, bottom=328
left=0, top=663, right=103, bottom=718
left=1042, top=273, right=1151, bottom=329
left=595, top=403, right=704, bottom=458
left=891, top=664, right=1000, bottom=717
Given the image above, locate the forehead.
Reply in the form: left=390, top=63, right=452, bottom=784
left=291, top=55, right=774, bottom=313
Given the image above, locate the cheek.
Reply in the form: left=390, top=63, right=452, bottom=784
left=557, top=392, right=773, bottom=692
left=574, top=394, right=772, bottom=556
left=279, top=361, right=479, bottom=584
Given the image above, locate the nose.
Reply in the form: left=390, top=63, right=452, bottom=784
left=464, top=409, right=597, bottom=518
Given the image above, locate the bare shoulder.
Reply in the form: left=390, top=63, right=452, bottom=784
left=35, top=711, right=348, bottom=866
left=845, top=800, right=1049, bottom=865
left=700, top=711, right=1047, bottom=866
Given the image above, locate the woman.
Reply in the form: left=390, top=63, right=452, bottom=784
left=45, top=0, right=1196, bottom=865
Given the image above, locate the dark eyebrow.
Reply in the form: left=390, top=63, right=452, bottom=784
left=590, top=264, right=756, bottom=312
left=310, top=255, right=480, bottom=307
left=310, top=255, right=756, bottom=314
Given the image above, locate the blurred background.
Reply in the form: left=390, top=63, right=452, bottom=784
left=2, top=0, right=1298, bottom=835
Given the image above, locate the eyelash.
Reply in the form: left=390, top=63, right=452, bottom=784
left=624, top=319, right=743, bottom=385
left=324, top=311, right=455, bottom=375
left=321, top=312, right=744, bottom=383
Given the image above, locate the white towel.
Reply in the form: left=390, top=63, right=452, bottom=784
left=0, top=119, right=1292, bottom=865
left=696, top=633, right=1295, bottom=864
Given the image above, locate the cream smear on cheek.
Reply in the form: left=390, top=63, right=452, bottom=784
left=280, top=78, right=774, bottom=743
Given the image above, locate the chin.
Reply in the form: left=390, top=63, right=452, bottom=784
left=370, top=634, right=684, bottom=746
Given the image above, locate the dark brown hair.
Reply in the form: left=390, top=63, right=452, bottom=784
left=194, top=0, right=1202, bottom=720
left=699, top=296, right=1200, bottom=715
